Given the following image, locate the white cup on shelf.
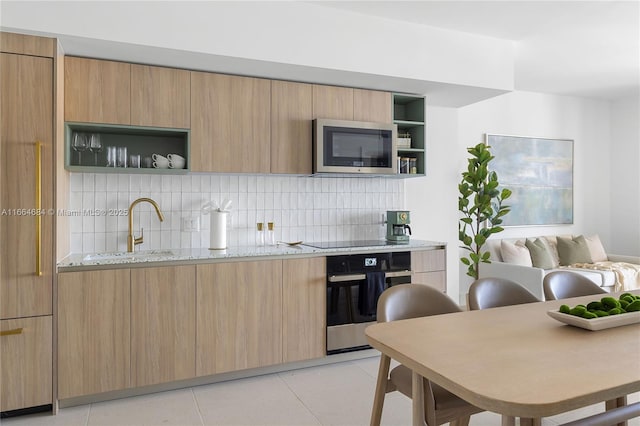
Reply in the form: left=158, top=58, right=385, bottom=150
left=152, top=154, right=170, bottom=169
left=167, top=153, right=186, bottom=169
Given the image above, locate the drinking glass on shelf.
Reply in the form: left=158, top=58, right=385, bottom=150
left=89, top=133, right=103, bottom=166
left=71, top=132, right=88, bottom=165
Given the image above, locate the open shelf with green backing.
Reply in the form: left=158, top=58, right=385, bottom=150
left=393, top=94, right=425, bottom=177
left=65, top=122, right=190, bottom=174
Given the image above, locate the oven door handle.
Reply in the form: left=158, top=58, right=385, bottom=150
left=328, top=270, right=412, bottom=283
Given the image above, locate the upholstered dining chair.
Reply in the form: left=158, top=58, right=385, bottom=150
left=543, top=271, right=607, bottom=300
left=370, top=284, right=483, bottom=426
left=467, top=277, right=540, bottom=310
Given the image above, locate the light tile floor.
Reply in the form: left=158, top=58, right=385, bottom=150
left=2, top=355, right=639, bottom=426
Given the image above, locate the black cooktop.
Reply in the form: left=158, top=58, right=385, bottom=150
left=302, top=240, right=395, bottom=249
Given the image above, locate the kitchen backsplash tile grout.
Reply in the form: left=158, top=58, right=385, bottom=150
left=68, top=173, right=405, bottom=253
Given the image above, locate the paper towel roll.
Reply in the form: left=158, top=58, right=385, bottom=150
left=210, top=211, right=229, bottom=250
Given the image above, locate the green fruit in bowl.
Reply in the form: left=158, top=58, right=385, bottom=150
left=570, top=306, right=587, bottom=316
left=559, top=294, right=639, bottom=319
left=627, top=300, right=640, bottom=312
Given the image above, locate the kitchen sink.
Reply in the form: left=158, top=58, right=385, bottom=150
left=83, top=250, right=175, bottom=262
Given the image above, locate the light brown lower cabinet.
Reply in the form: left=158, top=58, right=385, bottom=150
left=131, top=266, right=196, bottom=387
left=411, top=249, right=447, bottom=292
left=57, top=269, right=131, bottom=399
left=282, top=257, right=326, bottom=363
left=0, top=316, right=52, bottom=411
left=57, top=257, right=328, bottom=400
left=196, top=260, right=283, bottom=375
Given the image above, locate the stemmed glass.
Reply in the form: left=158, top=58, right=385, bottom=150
left=71, top=132, right=88, bottom=165
left=89, top=133, right=103, bottom=166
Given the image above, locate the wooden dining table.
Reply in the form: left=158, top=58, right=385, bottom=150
left=365, top=290, right=640, bottom=426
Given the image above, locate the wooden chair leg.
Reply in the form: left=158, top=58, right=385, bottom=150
left=606, top=396, right=628, bottom=426
left=520, top=418, right=542, bottom=426
left=370, top=354, right=391, bottom=426
left=501, top=415, right=516, bottom=426
left=450, top=415, right=471, bottom=426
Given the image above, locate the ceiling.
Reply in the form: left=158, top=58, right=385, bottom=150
left=312, top=1, right=640, bottom=101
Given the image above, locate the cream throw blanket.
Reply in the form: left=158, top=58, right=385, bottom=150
left=567, top=262, right=640, bottom=292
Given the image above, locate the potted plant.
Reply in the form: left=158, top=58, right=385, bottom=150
left=458, top=143, right=512, bottom=279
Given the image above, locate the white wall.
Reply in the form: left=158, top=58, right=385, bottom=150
left=407, top=91, right=615, bottom=303
left=610, top=97, right=640, bottom=255
left=1, top=1, right=514, bottom=93
left=405, top=105, right=461, bottom=298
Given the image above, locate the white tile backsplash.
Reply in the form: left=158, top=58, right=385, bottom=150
left=67, top=173, right=405, bottom=253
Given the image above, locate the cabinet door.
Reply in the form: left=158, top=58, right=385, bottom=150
left=270, top=80, right=313, bottom=174
left=354, top=89, right=392, bottom=123
left=1, top=53, right=53, bottom=319
left=312, top=84, right=353, bottom=120
left=58, top=269, right=130, bottom=399
left=196, top=260, right=282, bottom=375
left=0, top=316, right=52, bottom=411
left=131, top=266, right=196, bottom=387
left=282, top=257, right=326, bottom=363
left=1, top=32, right=55, bottom=57
left=64, top=57, right=130, bottom=124
left=411, top=249, right=447, bottom=292
left=191, top=72, right=270, bottom=173
left=131, top=64, right=190, bottom=129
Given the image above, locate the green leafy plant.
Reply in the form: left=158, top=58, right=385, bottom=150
left=458, top=143, right=512, bottom=279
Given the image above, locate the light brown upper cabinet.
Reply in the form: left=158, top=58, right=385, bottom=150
left=271, top=80, right=313, bottom=174
left=65, top=57, right=131, bottom=125
left=313, top=84, right=354, bottom=120
left=66, top=58, right=190, bottom=129
left=313, top=85, right=392, bottom=125
left=353, top=88, right=392, bottom=123
left=191, top=72, right=271, bottom=173
left=1, top=52, right=53, bottom=319
left=131, top=64, right=190, bottom=128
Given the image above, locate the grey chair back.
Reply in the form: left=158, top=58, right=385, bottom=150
left=543, top=271, right=607, bottom=300
left=468, top=277, right=540, bottom=310
left=377, top=284, right=461, bottom=322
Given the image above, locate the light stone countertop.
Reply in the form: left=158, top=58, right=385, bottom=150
left=57, top=239, right=445, bottom=272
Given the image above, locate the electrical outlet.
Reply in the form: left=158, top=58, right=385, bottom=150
left=181, top=216, right=200, bottom=232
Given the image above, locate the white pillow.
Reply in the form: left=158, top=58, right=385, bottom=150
left=500, top=240, right=533, bottom=266
left=584, top=234, right=608, bottom=262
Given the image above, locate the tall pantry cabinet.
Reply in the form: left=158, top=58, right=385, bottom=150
left=0, top=32, right=56, bottom=413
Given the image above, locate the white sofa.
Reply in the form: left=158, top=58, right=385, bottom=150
left=478, top=234, right=640, bottom=300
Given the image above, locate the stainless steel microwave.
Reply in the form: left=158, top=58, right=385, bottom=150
left=313, top=119, right=397, bottom=174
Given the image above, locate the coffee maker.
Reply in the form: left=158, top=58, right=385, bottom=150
left=386, top=210, right=411, bottom=243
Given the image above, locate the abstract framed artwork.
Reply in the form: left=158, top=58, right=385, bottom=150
left=486, top=134, right=574, bottom=226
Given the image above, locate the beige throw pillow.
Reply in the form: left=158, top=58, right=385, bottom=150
left=525, top=238, right=558, bottom=269
left=557, top=235, right=593, bottom=266
left=584, top=234, right=608, bottom=262
left=500, top=240, right=532, bottom=266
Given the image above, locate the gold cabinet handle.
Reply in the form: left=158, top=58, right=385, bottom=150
left=35, top=141, right=42, bottom=276
left=1, top=328, right=24, bottom=337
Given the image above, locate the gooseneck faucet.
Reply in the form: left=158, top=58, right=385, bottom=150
left=127, top=197, right=165, bottom=252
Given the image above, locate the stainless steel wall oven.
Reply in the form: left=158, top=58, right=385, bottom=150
left=325, top=251, right=412, bottom=354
